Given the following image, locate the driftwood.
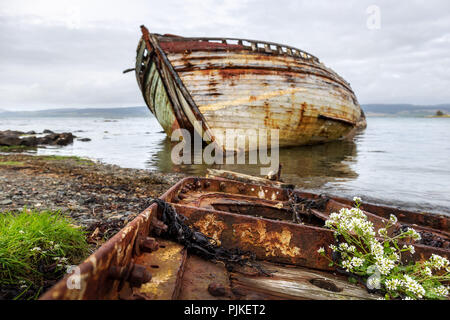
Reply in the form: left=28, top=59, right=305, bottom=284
left=206, top=169, right=295, bottom=189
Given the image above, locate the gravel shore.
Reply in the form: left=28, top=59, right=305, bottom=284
left=0, top=154, right=186, bottom=240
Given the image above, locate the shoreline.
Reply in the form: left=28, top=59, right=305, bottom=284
left=0, top=153, right=186, bottom=237
left=0, top=153, right=186, bottom=299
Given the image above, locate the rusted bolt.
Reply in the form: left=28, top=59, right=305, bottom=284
left=195, top=180, right=202, bottom=189
left=109, top=265, right=129, bottom=281
left=109, top=263, right=152, bottom=288
left=128, top=264, right=152, bottom=287
left=134, top=235, right=159, bottom=256
left=204, top=181, right=210, bottom=188
left=208, top=282, right=226, bottom=297
left=219, top=182, right=226, bottom=192
left=152, top=218, right=168, bottom=236
left=140, top=236, right=159, bottom=253
left=238, top=185, right=245, bottom=193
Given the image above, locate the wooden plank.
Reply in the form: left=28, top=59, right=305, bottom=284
left=230, top=261, right=380, bottom=300
left=206, top=169, right=294, bottom=189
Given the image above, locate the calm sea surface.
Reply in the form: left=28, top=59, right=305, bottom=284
left=1, top=116, right=449, bottom=215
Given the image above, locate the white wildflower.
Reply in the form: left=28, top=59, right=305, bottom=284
left=422, top=267, right=432, bottom=276
left=378, top=228, right=387, bottom=237
left=385, top=278, right=404, bottom=291
left=350, top=257, right=364, bottom=268
left=369, top=240, right=384, bottom=256
left=402, top=275, right=425, bottom=298
left=19, top=230, right=25, bottom=234
left=317, top=247, right=325, bottom=254
left=431, top=285, right=448, bottom=297
left=389, top=214, right=398, bottom=224
left=329, top=244, right=337, bottom=252
left=30, top=247, right=41, bottom=252
left=407, top=228, right=421, bottom=241
left=353, top=196, right=362, bottom=203
left=375, top=255, right=396, bottom=275
left=342, top=259, right=353, bottom=272
left=427, top=254, right=449, bottom=270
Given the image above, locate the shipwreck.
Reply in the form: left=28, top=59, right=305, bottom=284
left=42, top=171, right=449, bottom=300
left=133, top=26, right=366, bottom=152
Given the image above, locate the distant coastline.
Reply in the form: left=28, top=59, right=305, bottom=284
left=1, top=104, right=450, bottom=118
left=362, top=104, right=450, bottom=117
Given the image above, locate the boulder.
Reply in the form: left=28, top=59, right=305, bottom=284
left=20, top=136, right=38, bottom=147
left=0, top=130, right=22, bottom=146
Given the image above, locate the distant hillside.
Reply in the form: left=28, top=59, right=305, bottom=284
left=0, top=106, right=150, bottom=118
left=361, top=104, right=450, bottom=117
left=2, top=104, right=449, bottom=118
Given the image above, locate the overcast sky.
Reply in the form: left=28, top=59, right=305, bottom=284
left=1, top=0, right=450, bottom=110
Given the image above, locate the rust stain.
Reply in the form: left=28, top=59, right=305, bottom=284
left=234, top=220, right=301, bottom=258
left=193, top=213, right=226, bottom=246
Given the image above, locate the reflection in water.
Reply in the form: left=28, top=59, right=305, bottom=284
left=147, top=137, right=359, bottom=189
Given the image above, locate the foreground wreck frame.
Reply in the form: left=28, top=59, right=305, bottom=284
left=41, top=177, right=449, bottom=300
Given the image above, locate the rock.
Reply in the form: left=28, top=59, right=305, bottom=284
left=38, top=132, right=74, bottom=146
left=54, top=133, right=74, bottom=146
left=0, top=199, right=12, bottom=205
left=78, top=138, right=91, bottom=142
left=20, top=136, right=38, bottom=147
left=43, top=129, right=54, bottom=134
left=0, top=131, right=22, bottom=146
left=0, top=135, right=21, bottom=146
left=26, top=130, right=36, bottom=135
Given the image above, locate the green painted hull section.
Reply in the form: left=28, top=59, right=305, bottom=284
left=144, top=61, right=177, bottom=136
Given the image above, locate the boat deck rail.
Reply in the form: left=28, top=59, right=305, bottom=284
left=156, top=34, right=320, bottom=63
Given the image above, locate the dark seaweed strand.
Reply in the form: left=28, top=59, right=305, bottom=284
left=149, top=199, right=271, bottom=276
left=287, top=189, right=329, bottom=223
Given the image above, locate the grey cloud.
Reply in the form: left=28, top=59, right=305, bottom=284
left=1, top=0, right=450, bottom=110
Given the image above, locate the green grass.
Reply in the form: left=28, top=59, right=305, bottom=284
left=0, top=161, right=25, bottom=166
left=0, top=145, right=36, bottom=152
left=0, top=209, right=90, bottom=299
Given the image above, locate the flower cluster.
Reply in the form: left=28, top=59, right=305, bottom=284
left=29, top=240, right=72, bottom=270
left=318, top=197, right=450, bottom=300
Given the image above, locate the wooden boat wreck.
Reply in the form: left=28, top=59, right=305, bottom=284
left=133, top=26, right=366, bottom=152
left=41, top=174, right=449, bottom=300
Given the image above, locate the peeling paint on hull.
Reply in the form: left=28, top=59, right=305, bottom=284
left=135, top=28, right=365, bottom=151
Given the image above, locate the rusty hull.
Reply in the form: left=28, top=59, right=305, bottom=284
left=40, top=177, right=449, bottom=300
left=135, top=26, right=366, bottom=152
